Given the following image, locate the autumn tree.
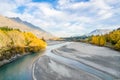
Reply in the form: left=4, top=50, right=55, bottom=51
left=90, top=29, right=120, bottom=50
left=115, top=40, right=120, bottom=50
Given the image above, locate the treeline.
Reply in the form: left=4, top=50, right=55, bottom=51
left=0, top=26, right=20, bottom=31
left=89, top=29, right=120, bottom=50
left=0, top=27, right=47, bottom=61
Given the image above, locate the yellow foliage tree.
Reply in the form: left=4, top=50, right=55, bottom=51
left=90, top=29, right=120, bottom=50
left=0, top=27, right=47, bottom=61
left=23, top=32, right=47, bottom=52
left=91, top=35, right=106, bottom=46
left=115, top=40, right=120, bottom=50
left=109, top=30, right=120, bottom=44
left=0, top=30, right=11, bottom=48
left=99, top=36, right=106, bottom=46
left=7, top=30, right=26, bottom=47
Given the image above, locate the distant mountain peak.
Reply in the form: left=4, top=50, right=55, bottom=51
left=86, top=29, right=112, bottom=36
left=11, top=17, right=23, bottom=23
left=14, top=17, right=21, bottom=20
left=10, top=17, right=45, bottom=32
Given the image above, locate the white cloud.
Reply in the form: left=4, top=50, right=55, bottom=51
left=93, top=0, right=113, bottom=19
left=0, top=1, right=16, bottom=14
left=0, top=0, right=120, bottom=37
left=92, top=0, right=111, bottom=10
left=98, top=9, right=113, bottom=19
left=14, top=0, right=31, bottom=5
left=58, top=0, right=70, bottom=5
left=71, top=2, right=90, bottom=9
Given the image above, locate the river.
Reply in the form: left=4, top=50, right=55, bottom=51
left=0, top=41, right=67, bottom=80
left=0, top=50, right=45, bottom=80
left=0, top=42, right=118, bottom=80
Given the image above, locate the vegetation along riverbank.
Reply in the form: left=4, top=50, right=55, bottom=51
left=61, top=28, right=120, bottom=51
left=0, top=27, right=47, bottom=66
left=89, top=28, right=120, bottom=51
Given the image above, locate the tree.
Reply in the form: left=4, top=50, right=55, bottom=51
left=91, top=35, right=106, bottom=46
left=99, top=36, right=106, bottom=46
left=115, top=40, right=120, bottom=50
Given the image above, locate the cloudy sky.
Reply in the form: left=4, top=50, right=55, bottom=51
left=0, top=0, right=120, bottom=37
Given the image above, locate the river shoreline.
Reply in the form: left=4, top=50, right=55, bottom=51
left=0, top=42, right=47, bottom=67
left=0, top=41, right=62, bottom=67
left=0, top=40, right=62, bottom=67
left=0, top=52, right=30, bottom=67
left=78, top=41, right=120, bottom=52
left=0, top=48, right=46, bottom=67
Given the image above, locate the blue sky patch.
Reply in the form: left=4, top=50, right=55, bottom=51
left=71, top=0, right=90, bottom=2
left=32, top=0, right=57, bottom=3
left=16, top=6, right=26, bottom=14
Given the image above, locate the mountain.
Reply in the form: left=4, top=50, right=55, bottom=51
left=86, top=29, right=112, bottom=36
left=0, top=15, right=54, bottom=40
left=10, top=17, right=45, bottom=32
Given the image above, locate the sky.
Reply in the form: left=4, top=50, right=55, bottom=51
left=0, top=0, right=120, bottom=37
